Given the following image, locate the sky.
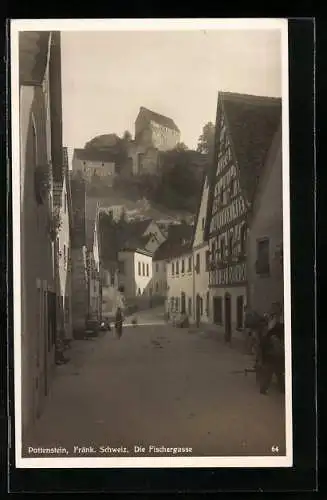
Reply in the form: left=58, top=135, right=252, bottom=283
left=61, top=29, right=282, bottom=153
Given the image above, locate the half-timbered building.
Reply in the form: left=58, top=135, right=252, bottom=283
left=204, top=92, right=281, bottom=342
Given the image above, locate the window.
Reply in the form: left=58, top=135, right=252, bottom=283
left=205, top=250, right=210, bottom=271
left=138, top=288, right=141, bottom=295
left=211, top=241, right=216, bottom=257
left=230, top=179, right=235, bottom=198
left=142, top=262, right=145, bottom=276
left=170, top=297, right=174, bottom=311
left=256, top=238, right=270, bottom=275
left=172, top=262, right=175, bottom=276
left=138, top=262, right=141, bottom=276
left=118, top=261, right=125, bottom=274
left=200, top=297, right=203, bottom=316
left=146, top=263, right=149, bottom=276
left=176, top=261, right=179, bottom=275
left=175, top=297, right=180, bottom=312
left=240, top=225, right=247, bottom=255
left=155, top=282, right=159, bottom=292
left=156, top=262, right=159, bottom=272
left=220, top=190, right=224, bottom=205
left=228, top=234, right=233, bottom=257
left=188, top=298, right=192, bottom=315
left=196, top=253, right=200, bottom=274
left=188, top=256, right=192, bottom=272
left=181, top=259, right=185, bottom=274
left=220, top=238, right=226, bottom=260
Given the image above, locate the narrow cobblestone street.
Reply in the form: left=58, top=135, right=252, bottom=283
left=24, top=309, right=286, bottom=459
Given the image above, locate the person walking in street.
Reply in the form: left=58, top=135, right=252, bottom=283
left=115, top=307, right=124, bottom=339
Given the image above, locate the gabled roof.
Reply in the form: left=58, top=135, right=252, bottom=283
left=73, top=148, right=117, bottom=163
left=220, top=92, right=282, bottom=203
left=191, top=165, right=210, bottom=247
left=99, top=217, right=154, bottom=266
left=204, top=91, right=281, bottom=240
left=248, top=121, right=282, bottom=226
left=153, top=223, right=194, bottom=261
left=137, top=107, right=180, bottom=132
left=120, top=234, right=152, bottom=253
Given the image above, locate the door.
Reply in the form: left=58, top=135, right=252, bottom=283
left=213, top=297, right=222, bottom=324
left=181, top=292, right=186, bottom=314
left=196, top=294, right=201, bottom=326
left=224, top=293, right=232, bottom=342
left=236, top=295, right=244, bottom=330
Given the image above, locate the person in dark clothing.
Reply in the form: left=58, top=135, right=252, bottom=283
left=115, top=307, right=123, bottom=339
left=259, top=317, right=285, bottom=395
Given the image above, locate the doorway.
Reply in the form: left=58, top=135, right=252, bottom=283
left=224, top=293, right=232, bottom=342
left=236, top=295, right=244, bottom=330
left=213, top=297, right=222, bottom=324
left=181, top=292, right=186, bottom=314
left=196, top=294, right=201, bottom=327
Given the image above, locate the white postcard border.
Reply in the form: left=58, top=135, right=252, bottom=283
left=11, top=18, right=292, bottom=469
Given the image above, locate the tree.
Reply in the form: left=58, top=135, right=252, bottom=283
left=196, top=122, right=215, bottom=156
left=123, top=130, right=133, bottom=142
left=172, top=142, right=189, bottom=152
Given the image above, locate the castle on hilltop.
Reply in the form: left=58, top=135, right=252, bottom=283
left=72, top=107, right=181, bottom=180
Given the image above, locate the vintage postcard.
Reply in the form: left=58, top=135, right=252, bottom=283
left=11, top=18, right=292, bottom=468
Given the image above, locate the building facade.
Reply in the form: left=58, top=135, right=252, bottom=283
left=192, top=172, right=211, bottom=325
left=167, top=245, right=194, bottom=319
left=151, top=258, right=168, bottom=299
left=19, top=31, right=63, bottom=436
left=53, top=165, right=73, bottom=341
left=117, top=248, right=153, bottom=300
left=70, top=176, right=89, bottom=334
left=205, top=92, right=282, bottom=342
left=127, top=140, right=160, bottom=176
left=72, top=148, right=116, bottom=186
left=135, top=106, right=181, bottom=152
left=247, top=123, right=283, bottom=316
left=87, top=205, right=102, bottom=321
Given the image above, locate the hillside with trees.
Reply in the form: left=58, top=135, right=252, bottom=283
left=82, top=124, right=213, bottom=214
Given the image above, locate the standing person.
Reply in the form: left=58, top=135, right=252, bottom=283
left=259, top=310, right=285, bottom=395
left=115, top=307, right=123, bottom=339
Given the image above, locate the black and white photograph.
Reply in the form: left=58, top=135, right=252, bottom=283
left=11, top=18, right=292, bottom=468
